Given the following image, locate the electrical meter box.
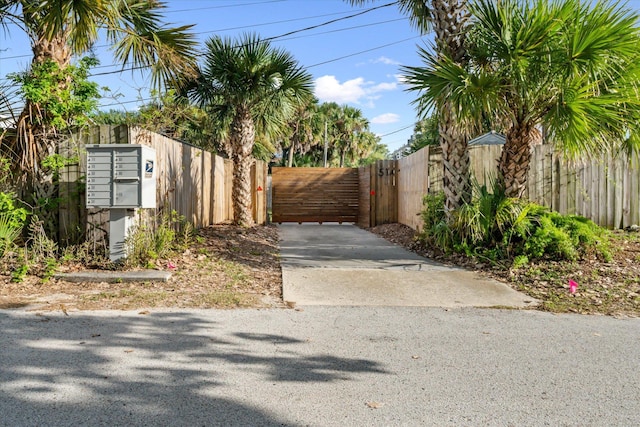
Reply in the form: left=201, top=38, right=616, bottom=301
left=86, top=144, right=156, bottom=209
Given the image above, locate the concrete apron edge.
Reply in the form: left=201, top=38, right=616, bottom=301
left=281, top=267, right=538, bottom=309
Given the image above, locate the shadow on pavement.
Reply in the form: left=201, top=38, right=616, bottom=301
left=0, top=311, right=388, bottom=426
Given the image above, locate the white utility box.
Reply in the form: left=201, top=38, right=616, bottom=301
left=85, top=144, right=157, bottom=262
left=86, top=144, right=156, bottom=209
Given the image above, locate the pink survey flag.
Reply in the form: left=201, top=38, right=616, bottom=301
left=569, top=280, right=578, bottom=294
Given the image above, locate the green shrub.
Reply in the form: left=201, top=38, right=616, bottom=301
left=0, top=192, right=28, bottom=230
left=417, top=183, right=611, bottom=265
left=0, top=214, right=22, bottom=257
left=421, top=192, right=446, bottom=231
left=525, top=215, right=577, bottom=260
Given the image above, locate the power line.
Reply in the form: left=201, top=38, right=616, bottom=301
left=0, top=3, right=396, bottom=62
left=194, top=10, right=380, bottom=35
left=263, top=2, right=396, bottom=43
left=87, top=16, right=409, bottom=73
left=378, top=124, right=414, bottom=137
left=307, top=36, right=420, bottom=68
left=170, top=0, right=287, bottom=14
left=86, top=3, right=408, bottom=77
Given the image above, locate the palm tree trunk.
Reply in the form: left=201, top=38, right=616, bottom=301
left=230, top=107, right=256, bottom=227
left=439, top=104, right=471, bottom=213
left=430, top=0, right=471, bottom=216
left=287, top=142, right=295, bottom=167
left=499, top=122, right=534, bottom=198
left=13, top=33, right=72, bottom=239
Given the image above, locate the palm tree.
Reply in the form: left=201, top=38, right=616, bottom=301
left=403, top=0, right=640, bottom=198
left=335, top=105, right=369, bottom=168
left=184, top=33, right=313, bottom=226
left=1, top=0, right=197, bottom=175
left=351, top=131, right=384, bottom=166
left=0, top=1, right=197, bottom=239
left=347, top=0, right=472, bottom=216
left=283, top=99, right=322, bottom=167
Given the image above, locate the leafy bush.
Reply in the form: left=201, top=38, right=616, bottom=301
left=419, top=192, right=449, bottom=248
left=524, top=211, right=610, bottom=262
left=0, top=214, right=22, bottom=257
left=0, top=192, right=28, bottom=230
left=418, top=183, right=611, bottom=266
left=0, top=191, right=28, bottom=257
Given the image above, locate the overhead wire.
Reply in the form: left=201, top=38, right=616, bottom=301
left=87, top=16, right=410, bottom=74
left=0, top=2, right=397, bottom=62
left=0, top=0, right=423, bottom=145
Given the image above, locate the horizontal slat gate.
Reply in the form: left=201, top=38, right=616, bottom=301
left=272, top=167, right=359, bottom=223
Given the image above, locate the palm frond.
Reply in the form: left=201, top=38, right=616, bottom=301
left=345, top=0, right=432, bottom=33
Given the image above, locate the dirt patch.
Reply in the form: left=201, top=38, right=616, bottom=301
left=0, top=224, right=283, bottom=312
left=3, top=222, right=639, bottom=316
left=369, top=223, right=640, bottom=317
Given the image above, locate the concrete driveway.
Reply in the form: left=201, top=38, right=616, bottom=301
left=279, top=223, right=537, bottom=308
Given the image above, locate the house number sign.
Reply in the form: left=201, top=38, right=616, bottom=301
left=378, top=167, right=398, bottom=177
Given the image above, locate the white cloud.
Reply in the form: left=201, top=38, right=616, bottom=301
left=314, top=75, right=397, bottom=106
left=373, top=56, right=401, bottom=65
left=371, top=113, right=400, bottom=124
left=370, top=82, right=397, bottom=93
left=314, top=76, right=366, bottom=104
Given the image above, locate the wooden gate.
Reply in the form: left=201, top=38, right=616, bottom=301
left=271, top=167, right=359, bottom=223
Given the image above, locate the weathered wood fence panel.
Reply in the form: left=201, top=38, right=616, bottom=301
left=357, top=166, right=371, bottom=228
left=370, top=159, right=399, bottom=225
left=224, top=159, right=234, bottom=222
left=395, top=144, right=640, bottom=231
left=271, top=167, right=359, bottom=223
left=251, top=161, right=268, bottom=225
left=398, top=147, right=431, bottom=230
left=58, top=125, right=267, bottom=245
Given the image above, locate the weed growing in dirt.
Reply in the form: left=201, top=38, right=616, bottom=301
left=125, top=210, right=195, bottom=267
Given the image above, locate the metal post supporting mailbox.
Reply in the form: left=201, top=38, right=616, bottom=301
left=86, top=144, right=157, bottom=262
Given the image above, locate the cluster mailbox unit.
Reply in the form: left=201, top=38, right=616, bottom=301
left=86, top=144, right=157, bottom=261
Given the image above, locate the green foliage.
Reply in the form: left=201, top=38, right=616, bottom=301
left=41, top=154, right=79, bottom=172
left=419, top=192, right=453, bottom=250
left=418, top=183, right=611, bottom=265
left=408, top=115, right=439, bottom=153
left=42, top=257, right=58, bottom=282
left=6, top=217, right=58, bottom=282
left=0, top=192, right=28, bottom=230
left=421, top=192, right=446, bottom=229
left=125, top=210, right=194, bottom=266
left=9, top=57, right=100, bottom=130
left=93, top=90, right=219, bottom=152
left=511, top=255, right=529, bottom=270
left=0, top=214, right=22, bottom=257
left=11, top=261, right=29, bottom=283
left=524, top=211, right=611, bottom=262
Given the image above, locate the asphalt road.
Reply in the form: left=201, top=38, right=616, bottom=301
left=1, top=307, right=639, bottom=426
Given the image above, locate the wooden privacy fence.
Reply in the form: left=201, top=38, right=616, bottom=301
left=58, top=125, right=267, bottom=245
left=395, top=144, right=640, bottom=230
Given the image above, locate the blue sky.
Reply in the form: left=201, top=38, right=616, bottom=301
left=1, top=0, right=640, bottom=153
left=0, top=0, right=425, bottom=152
